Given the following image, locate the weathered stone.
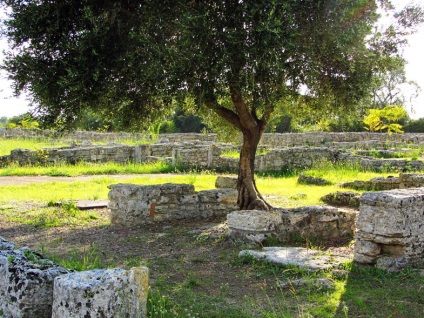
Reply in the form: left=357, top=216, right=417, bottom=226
left=277, top=206, right=357, bottom=241
left=375, top=257, right=409, bottom=273
left=0, top=243, right=70, bottom=318
left=353, top=253, right=376, bottom=264
left=0, top=236, right=15, bottom=250
left=355, top=188, right=424, bottom=268
left=280, top=278, right=336, bottom=291
left=240, top=247, right=350, bottom=270
left=109, top=183, right=238, bottom=225
left=298, top=174, right=332, bottom=186
left=320, top=191, right=360, bottom=208
left=227, top=206, right=357, bottom=243
left=52, top=267, right=148, bottom=318
left=354, top=240, right=381, bottom=256
left=227, top=210, right=281, bottom=243
left=215, top=176, right=238, bottom=189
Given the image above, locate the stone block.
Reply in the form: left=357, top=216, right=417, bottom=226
left=215, top=176, right=237, bottom=189
left=355, top=188, right=424, bottom=268
left=0, top=244, right=70, bottom=318
left=52, top=267, right=148, bottom=318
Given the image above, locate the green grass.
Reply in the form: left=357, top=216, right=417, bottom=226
left=0, top=173, right=218, bottom=203
left=42, top=244, right=106, bottom=271
left=221, top=148, right=269, bottom=159
left=0, top=137, right=69, bottom=156
left=1, top=201, right=106, bottom=228
left=0, top=162, right=396, bottom=207
left=0, top=161, right=175, bottom=177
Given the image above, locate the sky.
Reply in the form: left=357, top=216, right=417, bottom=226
left=0, top=1, right=423, bottom=119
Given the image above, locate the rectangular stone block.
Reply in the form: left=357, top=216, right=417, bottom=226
left=355, top=188, right=424, bottom=268
left=52, top=267, right=148, bottom=318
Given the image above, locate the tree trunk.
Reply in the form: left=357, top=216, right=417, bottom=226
left=237, top=128, right=272, bottom=210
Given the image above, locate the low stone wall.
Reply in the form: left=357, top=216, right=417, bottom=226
left=0, top=237, right=149, bottom=318
left=342, top=173, right=424, bottom=191
left=354, top=188, right=424, bottom=271
left=260, top=132, right=424, bottom=147
left=227, top=206, right=357, bottom=243
left=108, top=183, right=238, bottom=225
left=1, top=128, right=218, bottom=143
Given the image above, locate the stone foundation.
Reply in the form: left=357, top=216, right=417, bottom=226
left=108, top=183, right=238, bottom=225
left=354, top=188, right=424, bottom=270
left=227, top=206, right=357, bottom=243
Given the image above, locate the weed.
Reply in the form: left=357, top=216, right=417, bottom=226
left=47, top=245, right=105, bottom=271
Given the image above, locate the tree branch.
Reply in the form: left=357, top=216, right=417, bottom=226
left=229, top=84, right=257, bottom=130
left=204, top=98, right=244, bottom=131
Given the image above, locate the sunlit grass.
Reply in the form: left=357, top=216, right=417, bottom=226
left=0, top=137, right=69, bottom=156
left=0, top=164, right=395, bottom=208
left=0, top=161, right=175, bottom=177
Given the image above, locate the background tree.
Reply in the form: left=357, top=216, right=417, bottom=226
left=2, top=0, right=422, bottom=209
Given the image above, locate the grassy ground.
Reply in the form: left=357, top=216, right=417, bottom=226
left=0, top=137, right=423, bottom=317
left=0, top=202, right=422, bottom=318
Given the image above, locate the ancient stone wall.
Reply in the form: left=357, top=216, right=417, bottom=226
left=260, top=132, right=424, bottom=147
left=354, top=188, right=424, bottom=271
left=108, top=183, right=238, bottom=225
left=1, top=128, right=217, bottom=143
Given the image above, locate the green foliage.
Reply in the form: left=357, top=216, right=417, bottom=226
left=363, top=105, right=407, bottom=135
left=3, top=0, right=413, bottom=134
left=5, top=113, right=40, bottom=129
left=404, top=117, right=424, bottom=132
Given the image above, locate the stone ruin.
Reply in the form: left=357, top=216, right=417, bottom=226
left=354, top=188, right=424, bottom=272
left=2, top=128, right=424, bottom=173
left=227, top=206, right=357, bottom=244
left=0, top=237, right=148, bottom=318
left=108, top=183, right=238, bottom=225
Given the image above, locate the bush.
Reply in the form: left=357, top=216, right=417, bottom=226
left=404, top=117, right=424, bottom=133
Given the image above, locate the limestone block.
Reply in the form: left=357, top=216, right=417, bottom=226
left=354, top=240, right=381, bottom=256
left=278, top=206, right=357, bottom=240
left=198, top=189, right=238, bottom=204
left=355, top=188, right=424, bottom=266
left=52, top=267, right=148, bottom=318
left=0, top=247, right=70, bottom=318
left=353, top=252, right=376, bottom=264
left=215, top=176, right=237, bottom=189
left=228, top=210, right=282, bottom=243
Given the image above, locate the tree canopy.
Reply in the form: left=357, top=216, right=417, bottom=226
left=1, top=0, right=422, bottom=209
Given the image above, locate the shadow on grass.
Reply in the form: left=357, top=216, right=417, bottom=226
left=333, top=264, right=424, bottom=318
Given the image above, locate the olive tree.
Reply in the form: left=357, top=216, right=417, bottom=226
left=2, top=0, right=422, bottom=209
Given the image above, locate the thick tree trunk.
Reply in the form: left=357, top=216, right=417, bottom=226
left=237, top=129, right=272, bottom=210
